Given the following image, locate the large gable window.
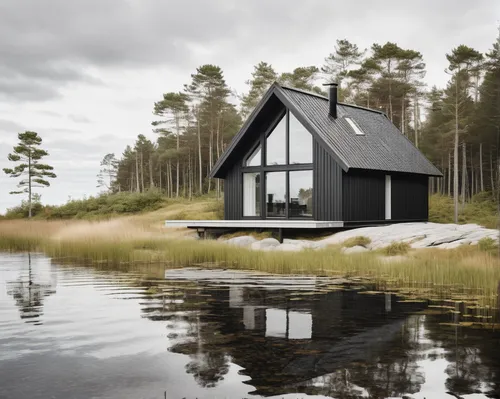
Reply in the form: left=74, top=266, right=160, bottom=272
left=289, top=113, right=312, bottom=164
left=242, top=110, right=313, bottom=219
left=266, top=116, right=286, bottom=165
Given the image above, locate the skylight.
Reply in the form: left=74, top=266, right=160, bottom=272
left=345, top=117, right=365, bottom=136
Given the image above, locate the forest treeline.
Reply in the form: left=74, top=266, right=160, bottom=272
left=100, top=30, right=500, bottom=205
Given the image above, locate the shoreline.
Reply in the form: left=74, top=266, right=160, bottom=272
left=1, top=217, right=500, bottom=308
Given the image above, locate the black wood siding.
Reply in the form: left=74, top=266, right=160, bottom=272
left=391, top=174, right=428, bottom=220
left=342, top=171, right=385, bottom=221
left=224, top=163, right=242, bottom=220
left=313, top=140, right=342, bottom=221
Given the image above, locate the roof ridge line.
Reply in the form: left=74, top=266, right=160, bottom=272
left=279, top=84, right=385, bottom=115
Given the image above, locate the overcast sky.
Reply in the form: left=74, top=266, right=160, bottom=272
left=0, top=0, right=498, bottom=213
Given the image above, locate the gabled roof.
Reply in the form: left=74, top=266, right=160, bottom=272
left=210, top=82, right=442, bottom=178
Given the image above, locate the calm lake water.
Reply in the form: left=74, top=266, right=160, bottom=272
left=1, top=253, right=500, bottom=399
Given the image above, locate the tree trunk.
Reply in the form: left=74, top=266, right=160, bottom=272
left=208, top=130, right=213, bottom=193
left=414, top=92, right=419, bottom=147
left=197, top=107, right=203, bottom=195
left=448, top=152, right=451, bottom=197
left=490, top=149, right=495, bottom=196
left=388, top=64, right=393, bottom=122
left=159, top=162, right=162, bottom=191
left=470, top=146, right=474, bottom=199
left=453, top=111, right=459, bottom=222
left=461, top=142, right=466, bottom=204
left=176, top=116, right=180, bottom=198
left=216, top=115, right=221, bottom=198
left=135, top=153, right=140, bottom=192
left=401, top=96, right=405, bottom=136
left=480, top=143, right=484, bottom=192
left=140, top=151, right=145, bottom=193
left=149, top=159, right=154, bottom=188
left=28, top=152, right=32, bottom=218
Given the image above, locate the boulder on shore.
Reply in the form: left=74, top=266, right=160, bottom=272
left=250, top=238, right=281, bottom=250
left=226, top=235, right=257, bottom=248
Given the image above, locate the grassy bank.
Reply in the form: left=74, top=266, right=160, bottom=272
left=3, top=190, right=223, bottom=221
left=1, top=203, right=500, bottom=307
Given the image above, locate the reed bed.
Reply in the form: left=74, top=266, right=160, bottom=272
left=1, top=216, right=500, bottom=307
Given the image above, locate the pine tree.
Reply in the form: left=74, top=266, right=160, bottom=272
left=153, top=92, right=189, bottom=197
left=3, top=131, right=56, bottom=218
left=240, top=62, right=278, bottom=118
left=321, top=39, right=365, bottom=101
left=97, top=153, right=119, bottom=192
left=279, top=66, right=325, bottom=95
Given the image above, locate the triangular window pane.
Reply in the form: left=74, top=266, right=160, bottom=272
left=266, top=116, right=286, bottom=165
left=289, top=112, right=312, bottom=164
left=246, top=145, right=261, bottom=166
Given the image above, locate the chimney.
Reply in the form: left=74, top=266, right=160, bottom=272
left=323, top=83, right=338, bottom=119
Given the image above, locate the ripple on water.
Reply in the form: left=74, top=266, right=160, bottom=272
left=2, top=253, right=500, bottom=399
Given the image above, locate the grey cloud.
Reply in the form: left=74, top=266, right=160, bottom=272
left=0, top=119, right=26, bottom=133
left=0, top=0, right=497, bottom=101
left=68, top=114, right=92, bottom=124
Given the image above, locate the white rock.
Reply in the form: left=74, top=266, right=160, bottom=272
left=342, top=245, right=368, bottom=254
left=223, top=222, right=499, bottom=252
left=250, top=238, right=281, bottom=250
left=226, top=236, right=257, bottom=248
left=274, top=243, right=304, bottom=252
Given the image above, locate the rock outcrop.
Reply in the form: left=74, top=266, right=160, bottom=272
left=221, top=222, right=498, bottom=253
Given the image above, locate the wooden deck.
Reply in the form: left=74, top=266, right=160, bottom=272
left=164, top=220, right=344, bottom=229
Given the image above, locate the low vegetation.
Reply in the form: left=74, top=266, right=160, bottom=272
left=3, top=191, right=221, bottom=220
left=478, top=237, right=498, bottom=253
left=383, top=242, right=411, bottom=256
left=343, top=236, right=371, bottom=248
left=429, top=193, right=499, bottom=229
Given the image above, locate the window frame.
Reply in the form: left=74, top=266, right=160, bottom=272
left=241, top=109, right=314, bottom=220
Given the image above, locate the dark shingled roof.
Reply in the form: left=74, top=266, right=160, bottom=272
left=210, top=83, right=442, bottom=178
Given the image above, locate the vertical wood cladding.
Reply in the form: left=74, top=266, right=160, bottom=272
left=342, top=171, right=385, bottom=221
left=391, top=174, right=428, bottom=220
left=313, top=140, right=342, bottom=221
left=224, top=163, right=242, bottom=220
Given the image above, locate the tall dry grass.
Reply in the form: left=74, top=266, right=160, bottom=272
left=1, top=199, right=500, bottom=306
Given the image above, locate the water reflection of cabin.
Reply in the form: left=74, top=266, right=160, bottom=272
left=166, top=82, right=442, bottom=237
left=173, top=285, right=427, bottom=396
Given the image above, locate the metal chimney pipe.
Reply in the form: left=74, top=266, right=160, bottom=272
left=323, top=83, right=338, bottom=119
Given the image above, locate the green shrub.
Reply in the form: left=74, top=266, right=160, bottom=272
left=383, top=241, right=411, bottom=256
left=429, top=193, right=498, bottom=228
left=343, top=236, right=371, bottom=248
left=478, top=237, right=498, bottom=252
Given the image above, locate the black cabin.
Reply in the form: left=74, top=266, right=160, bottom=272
left=210, top=82, right=442, bottom=227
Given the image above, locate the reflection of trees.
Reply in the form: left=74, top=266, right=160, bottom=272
left=185, top=351, right=230, bottom=388
left=424, top=314, right=499, bottom=397
left=294, top=316, right=425, bottom=399
left=171, top=316, right=231, bottom=388
left=6, top=253, right=56, bottom=325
